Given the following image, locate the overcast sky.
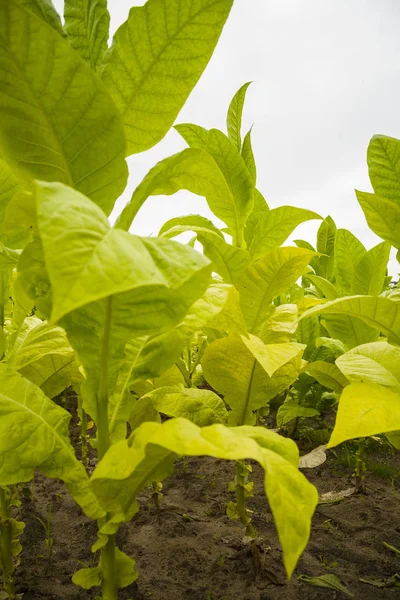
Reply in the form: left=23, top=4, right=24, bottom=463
left=54, top=0, right=400, bottom=274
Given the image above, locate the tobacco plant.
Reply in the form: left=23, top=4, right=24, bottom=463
left=0, top=1, right=319, bottom=598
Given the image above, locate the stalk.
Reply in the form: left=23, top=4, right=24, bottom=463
left=355, top=438, right=366, bottom=493
left=234, top=461, right=256, bottom=539
left=0, top=487, right=15, bottom=599
left=77, top=396, right=89, bottom=471
left=96, top=298, right=117, bottom=600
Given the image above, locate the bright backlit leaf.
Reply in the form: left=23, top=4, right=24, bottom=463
left=356, top=190, right=400, bottom=250
left=226, top=82, right=252, bottom=150
left=64, top=0, right=110, bottom=69
left=336, top=341, right=400, bottom=392
left=367, top=135, right=400, bottom=205
left=334, top=229, right=366, bottom=295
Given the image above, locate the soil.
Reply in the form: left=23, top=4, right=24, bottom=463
left=11, top=441, right=400, bottom=600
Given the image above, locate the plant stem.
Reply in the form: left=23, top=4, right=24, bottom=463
left=0, top=487, right=16, bottom=599
left=78, top=396, right=88, bottom=471
left=355, top=438, right=366, bottom=493
left=96, top=298, right=117, bottom=600
left=235, top=461, right=256, bottom=539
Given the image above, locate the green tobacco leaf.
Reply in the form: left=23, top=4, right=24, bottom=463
left=241, top=128, right=257, bottom=184
left=72, top=566, right=102, bottom=590
left=100, top=0, right=234, bottom=155
left=353, top=242, right=391, bottom=296
left=305, top=361, right=348, bottom=393
left=299, top=574, right=354, bottom=598
left=35, top=181, right=211, bottom=324
left=0, top=157, right=20, bottom=243
left=356, top=190, right=400, bottom=250
left=304, top=274, right=339, bottom=300
left=322, top=314, right=379, bottom=350
left=367, top=135, right=400, bottom=205
left=277, top=401, right=319, bottom=428
left=249, top=207, right=321, bottom=260
left=0, top=1, right=127, bottom=216
left=237, top=247, right=316, bottom=334
left=17, top=0, right=66, bottom=36
left=226, top=82, right=252, bottom=150
left=160, top=219, right=250, bottom=283
left=336, top=341, right=400, bottom=392
left=64, top=0, right=110, bottom=69
left=143, top=385, right=228, bottom=426
left=300, top=295, right=400, bottom=345
left=175, top=123, right=209, bottom=149
left=116, top=149, right=238, bottom=232
left=202, top=335, right=303, bottom=425
left=6, top=317, right=72, bottom=370
left=334, top=229, right=366, bottom=295
left=174, top=128, right=254, bottom=246
left=129, top=396, right=161, bottom=432
left=0, top=365, right=103, bottom=518
left=241, top=334, right=305, bottom=377
left=90, top=418, right=318, bottom=578
left=259, top=304, right=299, bottom=344
left=109, top=283, right=236, bottom=441
left=328, top=383, right=400, bottom=448
left=316, top=216, right=336, bottom=279
left=21, top=353, right=82, bottom=399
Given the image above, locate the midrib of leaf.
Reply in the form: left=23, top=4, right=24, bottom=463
left=238, top=357, right=257, bottom=425
left=0, top=40, right=74, bottom=188
left=117, top=0, right=225, bottom=119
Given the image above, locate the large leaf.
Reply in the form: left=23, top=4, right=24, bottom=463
left=159, top=218, right=250, bottom=283
left=0, top=158, right=20, bottom=242
left=237, top=247, right=316, bottom=333
left=35, top=181, right=211, bottom=324
left=64, top=0, right=110, bottom=69
left=304, top=274, right=339, bottom=300
left=322, top=314, right=379, bottom=350
left=142, top=385, right=228, bottom=426
left=356, top=190, right=400, bottom=250
left=0, top=0, right=127, bottom=215
left=304, top=361, right=348, bottom=394
left=175, top=128, right=254, bottom=246
left=202, top=335, right=303, bottom=425
left=352, top=241, right=390, bottom=296
left=300, top=296, right=400, bottom=345
left=241, top=128, right=257, bottom=184
left=367, top=135, right=400, bottom=205
left=336, top=341, right=400, bottom=392
left=328, top=383, right=400, bottom=447
left=90, top=418, right=318, bottom=578
left=334, top=229, right=366, bottom=295
left=0, top=365, right=102, bottom=519
left=241, top=334, right=305, bottom=378
left=259, top=304, right=299, bottom=344
left=226, top=82, right=251, bottom=150
left=17, top=0, right=66, bottom=36
left=277, top=401, right=319, bottom=428
left=100, top=0, right=234, bottom=155
left=249, top=206, right=321, bottom=261
left=116, top=148, right=239, bottom=232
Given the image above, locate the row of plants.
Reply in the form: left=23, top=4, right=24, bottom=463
left=0, top=0, right=399, bottom=598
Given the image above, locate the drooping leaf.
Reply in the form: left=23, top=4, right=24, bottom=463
left=226, top=82, right=252, bottom=150
left=175, top=123, right=209, bottom=149
left=0, top=365, right=103, bottom=519
left=0, top=1, right=128, bottom=215
left=90, top=418, right=318, bottom=578
left=237, top=247, right=316, bottom=333
left=241, top=334, right=305, bottom=378
left=304, top=361, right=348, bottom=394
left=300, top=296, right=400, bottom=345
left=259, top=304, right=299, bottom=344
left=322, top=314, right=379, bottom=350
left=304, top=274, right=339, bottom=300
left=143, top=385, right=228, bottom=426
left=299, top=574, right=354, bottom=598
left=353, top=241, right=391, bottom=296
left=367, top=135, right=400, bottom=206
left=336, top=341, right=400, bottom=392
left=100, top=0, right=234, bottom=155
left=64, top=0, right=110, bottom=69
left=202, top=335, right=303, bottom=425
left=160, top=218, right=250, bottom=283
left=334, top=229, right=366, bottom=295
left=116, top=148, right=240, bottom=232
left=249, top=206, right=321, bottom=260
left=276, top=401, right=319, bottom=428
left=328, top=383, right=400, bottom=448
left=356, top=190, right=400, bottom=249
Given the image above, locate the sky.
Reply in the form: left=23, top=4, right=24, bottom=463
left=53, top=0, right=400, bottom=274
